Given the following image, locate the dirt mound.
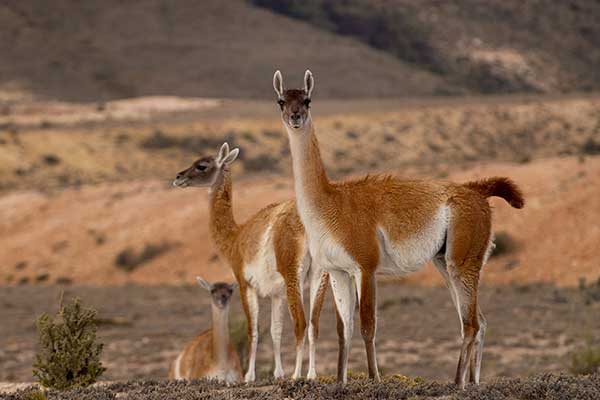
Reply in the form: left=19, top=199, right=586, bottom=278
left=5, top=373, right=600, bottom=399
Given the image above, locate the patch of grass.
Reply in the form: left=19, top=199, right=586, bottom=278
left=230, top=317, right=248, bottom=369
left=570, top=341, right=600, bottom=375
left=140, top=130, right=234, bottom=153
left=581, top=137, right=600, bottom=155
left=242, top=153, right=280, bottom=172
left=33, top=296, right=105, bottom=390
left=491, top=231, right=519, bottom=257
left=115, top=241, right=176, bottom=272
left=23, top=389, right=47, bottom=400
left=42, top=154, right=61, bottom=166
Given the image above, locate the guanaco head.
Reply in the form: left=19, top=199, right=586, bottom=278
left=173, top=143, right=239, bottom=188
left=273, top=69, right=314, bottom=132
left=197, top=276, right=238, bottom=309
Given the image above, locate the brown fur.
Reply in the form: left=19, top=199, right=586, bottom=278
left=168, top=329, right=242, bottom=380
left=174, top=152, right=329, bottom=380
left=168, top=282, right=242, bottom=382
left=275, top=72, right=524, bottom=387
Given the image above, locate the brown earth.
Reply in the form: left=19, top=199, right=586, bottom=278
left=1, top=94, right=600, bottom=287
left=1, top=155, right=599, bottom=287
left=3, top=1, right=600, bottom=103
left=2, top=283, right=600, bottom=384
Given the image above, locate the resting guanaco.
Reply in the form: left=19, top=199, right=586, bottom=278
left=169, top=278, right=242, bottom=383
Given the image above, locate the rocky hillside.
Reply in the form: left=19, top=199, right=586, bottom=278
left=2, top=0, right=600, bottom=102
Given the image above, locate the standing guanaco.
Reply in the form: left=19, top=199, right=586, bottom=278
left=273, top=70, right=524, bottom=388
left=173, top=144, right=328, bottom=381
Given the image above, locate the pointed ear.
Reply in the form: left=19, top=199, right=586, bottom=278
left=273, top=70, right=284, bottom=98
left=216, top=142, right=230, bottom=166
left=304, top=69, right=314, bottom=98
left=221, top=147, right=239, bottom=165
left=196, top=276, right=213, bottom=291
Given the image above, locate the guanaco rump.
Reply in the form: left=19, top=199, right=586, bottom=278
left=173, top=143, right=329, bottom=381
left=169, top=278, right=242, bottom=383
left=273, top=70, right=524, bottom=388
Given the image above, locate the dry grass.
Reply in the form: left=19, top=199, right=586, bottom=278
left=7, top=374, right=600, bottom=400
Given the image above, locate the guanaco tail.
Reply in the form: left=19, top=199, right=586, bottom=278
left=273, top=69, right=524, bottom=388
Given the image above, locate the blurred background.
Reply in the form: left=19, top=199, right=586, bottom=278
left=1, top=0, right=599, bottom=385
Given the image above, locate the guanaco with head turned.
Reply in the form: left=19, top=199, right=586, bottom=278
left=273, top=69, right=524, bottom=388
left=173, top=144, right=329, bottom=381
left=169, top=277, right=242, bottom=383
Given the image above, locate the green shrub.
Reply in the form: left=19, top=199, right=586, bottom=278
left=570, top=341, right=600, bottom=375
left=33, top=296, right=106, bottom=390
left=23, top=389, right=47, bottom=400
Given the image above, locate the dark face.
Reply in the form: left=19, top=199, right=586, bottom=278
left=209, top=282, right=235, bottom=309
left=173, top=156, right=218, bottom=188
left=278, top=89, right=311, bottom=130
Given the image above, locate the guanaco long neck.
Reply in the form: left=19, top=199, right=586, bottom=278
left=286, top=116, right=332, bottom=220
left=209, top=168, right=238, bottom=259
left=210, top=303, right=231, bottom=366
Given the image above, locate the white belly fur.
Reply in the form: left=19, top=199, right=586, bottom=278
left=243, top=216, right=285, bottom=298
left=304, top=205, right=449, bottom=278
left=377, top=205, right=449, bottom=276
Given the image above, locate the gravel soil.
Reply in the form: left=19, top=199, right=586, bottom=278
left=2, top=373, right=600, bottom=400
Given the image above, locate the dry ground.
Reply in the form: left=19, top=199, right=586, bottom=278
left=2, top=283, right=600, bottom=384
left=1, top=155, right=598, bottom=287
left=3, top=374, right=600, bottom=400
left=1, top=94, right=599, bottom=287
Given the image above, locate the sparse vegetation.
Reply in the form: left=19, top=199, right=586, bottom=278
left=33, top=296, right=105, bottom=390
left=115, top=242, right=175, bottom=272
left=8, top=373, right=600, bottom=399
left=242, top=153, right=280, bottom=172
left=22, top=389, right=47, bottom=400
left=570, top=341, right=600, bottom=375
left=140, top=130, right=234, bottom=153
left=491, top=231, right=519, bottom=257
left=581, top=138, right=600, bottom=155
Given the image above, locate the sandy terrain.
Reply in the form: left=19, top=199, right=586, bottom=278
left=1, top=155, right=598, bottom=287
left=2, top=283, right=600, bottom=383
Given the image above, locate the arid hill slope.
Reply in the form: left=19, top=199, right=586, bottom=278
left=1, top=155, right=598, bottom=287
left=0, top=0, right=442, bottom=102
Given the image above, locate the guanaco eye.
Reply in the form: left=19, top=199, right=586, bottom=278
left=277, top=99, right=285, bottom=109
left=304, top=98, right=311, bottom=107
left=195, top=164, right=207, bottom=172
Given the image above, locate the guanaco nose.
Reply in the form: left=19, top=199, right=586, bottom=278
left=290, top=113, right=301, bottom=122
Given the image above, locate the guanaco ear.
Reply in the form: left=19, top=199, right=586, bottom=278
left=304, top=69, right=314, bottom=98
left=273, top=70, right=284, bottom=98
left=216, top=142, right=230, bottom=167
left=196, top=276, right=213, bottom=291
left=221, top=147, right=239, bottom=165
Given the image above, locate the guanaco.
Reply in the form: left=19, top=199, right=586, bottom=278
left=273, top=70, right=524, bottom=388
left=173, top=144, right=329, bottom=381
left=169, top=278, right=242, bottom=383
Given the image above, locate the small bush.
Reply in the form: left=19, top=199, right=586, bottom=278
left=115, top=241, right=174, bottom=272
left=491, top=231, right=519, bottom=257
left=242, top=153, right=280, bottom=172
left=33, top=296, right=106, bottom=390
left=570, top=341, right=600, bottom=375
left=581, top=138, right=600, bottom=155
left=23, top=389, right=47, bottom=400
